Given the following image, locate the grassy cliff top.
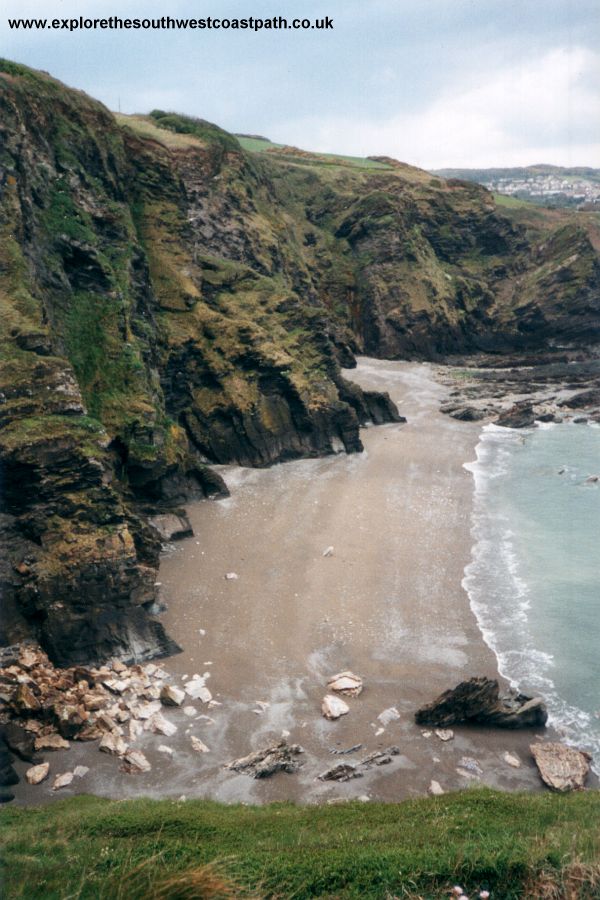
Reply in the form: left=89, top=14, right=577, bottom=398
left=1, top=789, right=599, bottom=898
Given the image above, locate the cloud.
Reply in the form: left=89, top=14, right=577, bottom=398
left=270, top=46, right=600, bottom=168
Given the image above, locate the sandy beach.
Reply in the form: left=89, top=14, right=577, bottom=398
left=10, top=359, right=558, bottom=805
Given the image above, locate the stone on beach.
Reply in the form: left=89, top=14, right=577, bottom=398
left=160, top=684, right=185, bottom=707
left=183, top=706, right=197, bottom=717
left=377, top=707, right=400, bottom=727
left=327, top=671, right=363, bottom=697
left=321, top=694, right=350, bottom=720
left=146, top=712, right=177, bottom=737
left=318, top=762, right=362, bottom=782
left=415, top=677, right=547, bottom=728
left=122, top=750, right=151, bottom=773
left=190, top=736, right=210, bottom=753
left=530, top=742, right=592, bottom=792
left=184, top=675, right=213, bottom=704
left=158, top=745, right=174, bottom=755
left=428, top=779, right=445, bottom=796
left=26, top=762, right=50, bottom=785
left=322, top=546, right=334, bottom=557
left=225, top=572, right=238, bottom=580
left=503, top=751, right=521, bottom=768
left=225, top=740, right=304, bottom=778
left=73, top=765, right=89, bottom=778
left=34, top=734, right=69, bottom=751
left=52, top=772, right=74, bottom=791
left=99, top=733, right=128, bottom=756
left=148, top=512, right=193, bottom=542
left=435, top=729, right=454, bottom=742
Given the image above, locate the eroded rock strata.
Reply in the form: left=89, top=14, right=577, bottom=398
left=1, top=60, right=599, bottom=663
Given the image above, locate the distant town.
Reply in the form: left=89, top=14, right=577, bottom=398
left=482, top=174, right=600, bottom=205
left=433, top=166, right=600, bottom=209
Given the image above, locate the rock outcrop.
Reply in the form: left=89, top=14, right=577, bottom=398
left=415, top=677, right=548, bottom=728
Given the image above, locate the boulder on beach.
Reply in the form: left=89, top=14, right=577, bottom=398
left=530, top=742, right=592, bottom=792
left=25, top=762, right=50, bottom=785
left=148, top=512, right=193, bottom=542
left=225, top=740, right=304, bottom=778
left=327, top=671, right=363, bottom=697
left=321, top=694, right=350, bottom=720
left=415, top=676, right=548, bottom=728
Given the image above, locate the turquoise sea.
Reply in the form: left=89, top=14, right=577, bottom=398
left=464, top=422, right=600, bottom=769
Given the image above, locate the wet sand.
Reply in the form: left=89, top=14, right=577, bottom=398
left=10, top=359, right=553, bottom=804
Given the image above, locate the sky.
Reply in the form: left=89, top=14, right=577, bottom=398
left=2, top=0, right=599, bottom=169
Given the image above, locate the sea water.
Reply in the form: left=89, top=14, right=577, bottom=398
left=464, top=422, right=600, bottom=768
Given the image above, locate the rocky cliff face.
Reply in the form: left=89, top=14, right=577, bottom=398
left=1, top=61, right=599, bottom=664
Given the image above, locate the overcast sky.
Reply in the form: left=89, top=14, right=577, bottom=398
left=2, top=0, right=599, bottom=168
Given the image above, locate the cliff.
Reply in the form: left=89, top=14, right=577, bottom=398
left=1, top=60, right=599, bottom=664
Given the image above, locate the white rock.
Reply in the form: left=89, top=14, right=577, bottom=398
left=183, top=706, right=197, bottom=717
left=327, top=672, right=363, bottom=697
left=322, top=546, right=334, bottom=557
left=99, top=733, right=128, bottom=756
left=377, top=707, right=400, bottom=727
left=435, top=729, right=454, bottom=742
left=321, top=694, right=350, bottom=720
left=421, top=731, right=432, bottom=738
left=190, top=736, right=210, bottom=753
left=428, top=780, right=445, bottom=796
left=503, top=751, right=522, bottom=768
left=185, top=675, right=213, bottom=703
left=158, top=745, right=175, bottom=755
left=26, top=762, right=50, bottom=785
left=358, top=795, right=370, bottom=803
left=225, top=572, right=238, bottom=580
left=146, top=712, right=177, bottom=737
left=52, top=772, right=74, bottom=791
left=374, top=727, right=384, bottom=737
left=129, top=719, right=143, bottom=742
left=134, top=700, right=162, bottom=720
left=123, top=749, right=151, bottom=773
left=73, top=766, right=89, bottom=778
left=160, top=684, right=185, bottom=707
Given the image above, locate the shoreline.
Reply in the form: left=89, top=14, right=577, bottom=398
left=7, top=358, right=566, bottom=807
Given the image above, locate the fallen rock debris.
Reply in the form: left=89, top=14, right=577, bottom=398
left=329, top=744, right=363, bottom=755
left=225, top=741, right=304, bottom=778
left=321, top=694, right=350, bottom=720
left=0, top=643, right=209, bottom=791
left=319, top=747, right=401, bottom=782
left=327, top=671, right=363, bottom=697
left=26, top=762, right=50, bottom=785
left=190, top=736, right=210, bottom=754
left=530, top=742, right=592, bottom=792
left=377, top=707, right=400, bottom=727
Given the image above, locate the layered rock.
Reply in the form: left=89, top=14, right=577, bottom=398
left=415, top=677, right=548, bottom=729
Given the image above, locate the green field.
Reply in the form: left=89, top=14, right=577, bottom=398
left=1, top=789, right=600, bottom=898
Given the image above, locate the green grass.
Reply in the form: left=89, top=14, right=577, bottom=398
left=1, top=789, right=600, bottom=898
left=493, top=193, right=536, bottom=209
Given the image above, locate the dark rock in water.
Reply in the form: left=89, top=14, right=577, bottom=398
left=415, top=676, right=548, bottom=729
left=573, top=416, right=588, bottom=424
left=447, top=405, right=487, bottom=421
left=559, top=388, right=600, bottom=409
left=495, top=403, right=536, bottom=428
left=530, top=742, right=592, bottom=792
left=148, top=512, right=193, bottom=542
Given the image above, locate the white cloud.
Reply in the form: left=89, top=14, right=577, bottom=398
left=271, top=47, right=600, bottom=168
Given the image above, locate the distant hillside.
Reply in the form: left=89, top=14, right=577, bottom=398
left=432, top=165, right=600, bottom=208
